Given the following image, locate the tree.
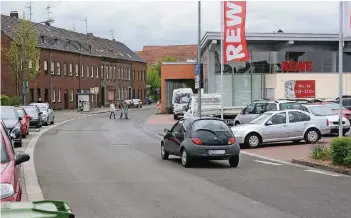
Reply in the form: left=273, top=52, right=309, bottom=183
left=3, top=19, right=40, bottom=97
left=146, top=56, right=177, bottom=100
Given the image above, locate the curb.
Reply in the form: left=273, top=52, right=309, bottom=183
left=291, top=159, right=351, bottom=176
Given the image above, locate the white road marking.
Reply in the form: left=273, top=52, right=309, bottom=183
left=254, top=160, right=282, bottom=166
left=304, top=169, right=341, bottom=177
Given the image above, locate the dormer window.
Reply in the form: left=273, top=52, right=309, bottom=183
left=79, top=44, right=82, bottom=50
left=67, top=41, right=71, bottom=49
left=40, top=36, right=45, bottom=44
left=89, top=45, right=92, bottom=52
left=54, top=38, right=58, bottom=45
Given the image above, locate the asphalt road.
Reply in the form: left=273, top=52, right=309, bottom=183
left=34, top=108, right=351, bottom=218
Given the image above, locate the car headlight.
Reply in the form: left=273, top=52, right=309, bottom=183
left=0, top=183, right=14, bottom=199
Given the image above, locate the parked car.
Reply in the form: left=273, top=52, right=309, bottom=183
left=124, top=99, right=134, bottom=108
left=132, top=99, right=143, bottom=108
left=0, top=120, right=30, bottom=202
left=231, top=109, right=330, bottom=148
left=161, top=117, right=240, bottom=167
left=302, top=104, right=350, bottom=135
left=234, top=100, right=304, bottom=126
left=314, top=102, right=351, bottom=121
left=0, top=106, right=23, bottom=147
left=29, top=103, right=54, bottom=125
left=15, top=107, right=30, bottom=138
left=21, top=106, right=43, bottom=128
left=340, top=97, right=351, bottom=110
left=146, top=97, right=153, bottom=105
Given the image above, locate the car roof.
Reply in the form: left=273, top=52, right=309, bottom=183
left=0, top=106, right=14, bottom=109
left=253, top=99, right=298, bottom=104
left=183, top=116, right=223, bottom=122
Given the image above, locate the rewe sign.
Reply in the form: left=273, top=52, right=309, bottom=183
left=281, top=61, right=312, bottom=72
left=223, top=1, right=249, bottom=63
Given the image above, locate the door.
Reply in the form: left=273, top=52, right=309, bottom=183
left=262, top=112, right=289, bottom=141
left=167, top=120, right=184, bottom=155
left=64, top=91, right=69, bottom=109
left=287, top=111, right=310, bottom=138
left=44, top=89, right=49, bottom=103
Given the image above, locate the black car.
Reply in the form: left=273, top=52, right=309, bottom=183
left=161, top=117, right=240, bottom=168
left=0, top=106, right=23, bottom=147
left=21, top=105, right=43, bottom=128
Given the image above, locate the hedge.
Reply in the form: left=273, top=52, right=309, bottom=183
left=330, top=137, right=351, bottom=166
left=1, top=94, right=22, bottom=106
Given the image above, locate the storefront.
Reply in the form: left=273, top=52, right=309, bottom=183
left=200, top=32, right=351, bottom=107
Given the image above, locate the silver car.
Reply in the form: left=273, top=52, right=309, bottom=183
left=301, top=104, right=350, bottom=135
left=29, top=103, right=54, bottom=126
left=231, top=109, right=331, bottom=148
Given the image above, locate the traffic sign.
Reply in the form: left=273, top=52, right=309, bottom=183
left=195, top=64, right=200, bottom=76
left=195, top=75, right=200, bottom=89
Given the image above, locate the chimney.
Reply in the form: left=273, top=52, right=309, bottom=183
left=87, top=33, right=94, bottom=37
left=10, top=11, right=18, bottom=19
left=45, top=21, right=51, bottom=26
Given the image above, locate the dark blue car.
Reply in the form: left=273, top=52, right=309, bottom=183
left=0, top=106, right=23, bottom=147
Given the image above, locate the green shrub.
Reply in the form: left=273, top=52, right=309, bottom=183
left=9, top=96, right=21, bottom=106
left=330, top=137, right=351, bottom=165
left=1, top=95, right=11, bottom=106
left=311, top=144, right=331, bottom=161
left=344, top=155, right=351, bottom=167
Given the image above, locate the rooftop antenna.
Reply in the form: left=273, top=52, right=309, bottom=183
left=80, top=18, right=88, bottom=34
left=73, top=24, right=76, bottom=31
left=22, top=11, right=26, bottom=19
left=109, top=29, right=115, bottom=40
left=26, top=2, right=33, bottom=21
left=43, top=5, right=55, bottom=22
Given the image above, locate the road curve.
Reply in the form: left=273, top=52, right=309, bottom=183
left=34, top=108, right=351, bottom=218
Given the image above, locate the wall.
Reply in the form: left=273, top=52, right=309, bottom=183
left=160, top=63, right=196, bottom=113
left=266, top=73, right=351, bottom=99
left=132, top=61, right=147, bottom=103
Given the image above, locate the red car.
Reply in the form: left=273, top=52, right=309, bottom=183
left=313, top=102, right=351, bottom=120
left=0, top=120, right=30, bottom=202
left=16, top=107, right=30, bottom=138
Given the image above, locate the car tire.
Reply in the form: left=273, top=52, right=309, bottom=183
left=304, top=128, right=321, bottom=144
left=22, top=133, right=26, bottom=138
left=234, top=121, right=241, bottom=126
left=43, top=122, right=48, bottom=126
left=14, top=139, right=22, bottom=148
left=174, top=114, right=178, bottom=120
left=343, top=130, right=348, bottom=136
left=181, top=149, right=191, bottom=168
left=140, top=105, right=142, bottom=108
left=229, top=155, right=239, bottom=167
left=245, top=133, right=261, bottom=148
left=51, top=117, right=54, bottom=124
left=161, top=143, right=169, bottom=160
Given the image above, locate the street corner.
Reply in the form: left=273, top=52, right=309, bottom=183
left=146, top=114, right=177, bottom=125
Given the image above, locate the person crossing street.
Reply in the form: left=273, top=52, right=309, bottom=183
left=109, top=101, right=116, bottom=119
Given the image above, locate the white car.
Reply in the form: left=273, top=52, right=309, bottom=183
left=301, top=104, right=350, bottom=135
left=231, top=109, right=331, bottom=148
left=132, top=99, right=143, bottom=108
left=29, top=103, right=54, bottom=126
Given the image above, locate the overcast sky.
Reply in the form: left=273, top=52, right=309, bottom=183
left=1, top=1, right=339, bottom=51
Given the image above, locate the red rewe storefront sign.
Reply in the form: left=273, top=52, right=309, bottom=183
left=223, top=1, right=249, bottom=63
left=281, top=61, right=312, bottom=72
left=285, top=80, right=315, bottom=98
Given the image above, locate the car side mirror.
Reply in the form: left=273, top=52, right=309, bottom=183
left=15, top=153, right=30, bottom=166
left=164, top=128, right=170, bottom=133
left=18, top=117, right=22, bottom=121
left=266, top=120, right=273, bottom=126
left=39, top=112, right=43, bottom=115
left=10, top=133, right=16, bottom=140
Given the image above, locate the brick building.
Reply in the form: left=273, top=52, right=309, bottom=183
left=1, top=13, right=147, bottom=109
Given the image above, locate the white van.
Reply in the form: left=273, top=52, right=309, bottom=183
left=172, top=88, right=193, bottom=120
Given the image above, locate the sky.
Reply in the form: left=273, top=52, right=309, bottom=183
left=1, top=1, right=339, bottom=52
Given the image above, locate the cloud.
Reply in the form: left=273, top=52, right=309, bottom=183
left=1, top=1, right=339, bottom=51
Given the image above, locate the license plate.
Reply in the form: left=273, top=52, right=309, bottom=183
left=208, top=150, right=226, bottom=155
left=225, top=119, right=234, bottom=124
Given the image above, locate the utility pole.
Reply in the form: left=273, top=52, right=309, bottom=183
left=81, top=18, right=88, bottom=34
left=44, top=5, right=55, bottom=22
left=197, top=1, right=202, bottom=118
left=338, top=1, right=344, bottom=137
left=26, top=2, right=33, bottom=21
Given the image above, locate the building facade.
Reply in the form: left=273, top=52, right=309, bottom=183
left=1, top=13, right=147, bottom=109
left=200, top=32, right=351, bottom=107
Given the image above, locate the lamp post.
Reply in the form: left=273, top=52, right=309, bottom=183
left=21, top=19, right=53, bottom=105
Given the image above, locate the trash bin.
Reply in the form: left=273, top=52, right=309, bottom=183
left=1, top=200, right=75, bottom=218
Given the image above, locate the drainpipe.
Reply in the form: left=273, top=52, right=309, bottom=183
left=49, top=48, right=52, bottom=104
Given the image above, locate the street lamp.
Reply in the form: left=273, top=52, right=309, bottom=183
left=21, top=19, right=54, bottom=105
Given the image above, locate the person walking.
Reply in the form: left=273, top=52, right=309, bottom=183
left=123, top=100, right=129, bottom=119
left=109, top=101, right=116, bottom=119
left=119, top=100, right=124, bottom=119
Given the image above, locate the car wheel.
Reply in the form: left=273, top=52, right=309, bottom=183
left=304, top=128, right=321, bottom=144
left=14, top=140, right=22, bottom=148
left=343, top=130, right=348, bottom=136
left=22, top=133, right=26, bottom=138
left=245, top=133, right=261, bottom=148
left=51, top=117, right=54, bottom=124
left=229, top=155, right=239, bottom=167
left=181, top=149, right=191, bottom=168
left=43, top=122, right=48, bottom=126
left=161, top=143, right=169, bottom=160
left=140, top=105, right=142, bottom=108
left=174, top=114, right=178, bottom=120
left=234, top=121, right=241, bottom=126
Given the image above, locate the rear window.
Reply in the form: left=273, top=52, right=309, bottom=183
left=309, top=106, right=335, bottom=116
left=279, top=102, right=303, bottom=110
left=192, top=119, right=231, bottom=132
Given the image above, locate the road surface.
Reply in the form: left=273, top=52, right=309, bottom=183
left=34, top=108, right=351, bottom=218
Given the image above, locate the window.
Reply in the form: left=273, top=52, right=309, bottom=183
left=113, top=66, right=116, bottom=79
left=192, top=119, right=231, bottom=132
left=133, top=70, right=135, bottom=80
left=302, top=106, right=310, bottom=113
left=51, top=89, right=56, bottom=102
left=96, top=66, right=99, bottom=78
left=172, top=120, right=184, bottom=133
left=288, top=111, right=303, bottom=123
left=118, top=87, right=121, bottom=100
left=28, top=60, right=33, bottom=71
left=87, top=65, right=89, bottom=77
left=81, top=65, right=84, bottom=77
left=109, top=66, right=112, bottom=79
left=101, top=66, right=104, bottom=78
left=91, top=66, right=94, bottom=77
left=44, top=61, right=48, bottom=73
left=269, top=112, right=287, bottom=125
left=118, top=66, right=121, bottom=79
left=41, top=36, right=45, bottom=44
left=50, top=61, right=54, bottom=74
left=301, top=113, right=311, bottom=121
left=253, top=103, right=266, bottom=114
left=266, top=103, right=277, bottom=111
left=128, top=68, right=131, bottom=80
left=69, top=89, right=74, bottom=101
left=63, top=63, right=67, bottom=76
left=75, top=64, right=79, bottom=76
left=105, top=66, right=108, bottom=79
left=57, top=62, right=61, bottom=75
left=121, top=67, right=124, bottom=80
left=57, top=89, right=61, bottom=102
left=69, top=64, right=73, bottom=76
left=279, top=102, right=304, bottom=110
left=36, top=60, right=40, bottom=72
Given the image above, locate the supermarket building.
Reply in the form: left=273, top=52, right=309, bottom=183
left=198, top=31, right=351, bottom=108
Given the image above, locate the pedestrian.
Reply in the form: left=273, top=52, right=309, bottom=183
left=123, top=100, right=129, bottom=119
left=37, top=98, right=42, bottom=103
left=109, top=101, right=116, bottom=119
left=119, top=100, right=124, bottom=119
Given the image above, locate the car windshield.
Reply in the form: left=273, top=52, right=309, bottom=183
left=324, top=103, right=345, bottom=110
left=1, top=134, right=9, bottom=164
left=279, top=102, right=303, bottom=110
left=308, top=106, right=335, bottom=116
left=174, top=93, right=191, bottom=104
left=192, top=119, right=231, bottom=132
left=250, top=113, right=273, bottom=124
left=17, top=109, right=25, bottom=118
left=0, top=107, right=17, bottom=120
left=23, top=107, right=38, bottom=116
left=38, top=107, right=47, bottom=112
